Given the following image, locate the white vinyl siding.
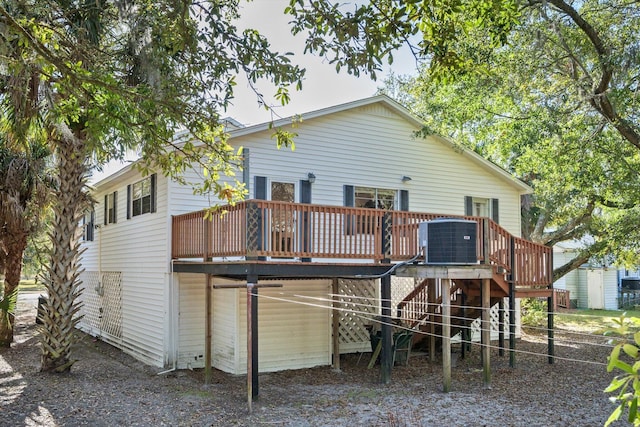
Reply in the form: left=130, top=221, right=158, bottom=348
left=79, top=171, right=170, bottom=367
left=231, top=103, right=523, bottom=237
left=177, top=275, right=331, bottom=374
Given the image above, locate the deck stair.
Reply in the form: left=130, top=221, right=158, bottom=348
left=397, top=270, right=508, bottom=349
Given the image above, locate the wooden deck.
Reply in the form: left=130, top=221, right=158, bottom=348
left=171, top=200, right=555, bottom=395
left=171, top=200, right=552, bottom=289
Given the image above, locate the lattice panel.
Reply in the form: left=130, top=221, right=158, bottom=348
left=468, top=298, right=511, bottom=340
left=79, top=271, right=101, bottom=331
left=77, top=271, right=123, bottom=340
left=337, top=278, right=378, bottom=352
left=391, top=276, right=417, bottom=316
left=100, top=272, right=123, bottom=338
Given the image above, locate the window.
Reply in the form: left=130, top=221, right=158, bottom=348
left=127, top=174, right=156, bottom=219
left=270, top=181, right=295, bottom=253
left=472, top=197, right=490, bottom=218
left=355, top=187, right=396, bottom=210
left=355, top=187, right=396, bottom=234
left=132, top=177, right=151, bottom=216
left=104, top=191, right=117, bottom=225
left=464, top=196, right=499, bottom=223
left=82, top=210, right=95, bottom=241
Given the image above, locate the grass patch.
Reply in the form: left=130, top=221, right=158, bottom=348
left=555, top=309, right=640, bottom=333
left=17, top=279, right=46, bottom=292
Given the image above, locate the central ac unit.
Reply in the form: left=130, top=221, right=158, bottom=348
left=419, top=219, right=477, bottom=265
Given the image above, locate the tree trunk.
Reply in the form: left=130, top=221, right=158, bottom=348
left=39, top=132, right=87, bottom=373
left=0, top=232, right=28, bottom=347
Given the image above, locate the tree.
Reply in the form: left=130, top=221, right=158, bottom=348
left=0, top=142, right=51, bottom=346
left=286, top=0, right=640, bottom=279
left=1, top=0, right=304, bottom=372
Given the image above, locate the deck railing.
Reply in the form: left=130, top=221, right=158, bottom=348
left=171, top=200, right=552, bottom=287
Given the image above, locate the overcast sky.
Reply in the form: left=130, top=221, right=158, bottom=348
left=226, top=0, right=417, bottom=125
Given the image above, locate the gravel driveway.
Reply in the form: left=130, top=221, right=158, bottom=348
left=0, top=292, right=625, bottom=426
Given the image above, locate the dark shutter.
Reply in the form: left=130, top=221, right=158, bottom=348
left=300, top=180, right=312, bottom=261
left=344, top=185, right=355, bottom=207
left=492, top=198, right=499, bottom=223
left=344, top=185, right=355, bottom=234
left=400, top=190, right=409, bottom=211
left=150, top=174, right=157, bottom=213
left=127, top=184, right=131, bottom=219
left=90, top=210, right=95, bottom=241
left=104, top=194, right=108, bottom=225
left=300, top=180, right=312, bottom=204
left=255, top=176, right=267, bottom=200
left=112, top=191, right=117, bottom=223
left=464, top=196, right=473, bottom=216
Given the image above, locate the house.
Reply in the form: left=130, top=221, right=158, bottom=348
left=78, top=95, right=551, bottom=382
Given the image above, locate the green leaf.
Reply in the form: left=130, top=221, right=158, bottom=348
left=605, top=376, right=628, bottom=393
left=624, top=344, right=639, bottom=359
left=606, top=405, right=622, bottom=427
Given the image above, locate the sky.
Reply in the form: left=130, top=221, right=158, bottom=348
left=225, top=0, right=417, bottom=125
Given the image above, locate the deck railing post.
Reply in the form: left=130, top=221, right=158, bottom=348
left=483, top=218, right=490, bottom=265
left=246, top=201, right=262, bottom=260
left=381, top=211, right=392, bottom=263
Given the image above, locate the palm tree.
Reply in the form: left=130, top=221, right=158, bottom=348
left=0, top=141, right=51, bottom=347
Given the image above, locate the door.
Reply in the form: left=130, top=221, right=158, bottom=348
left=270, top=181, right=296, bottom=254
left=587, top=269, right=604, bottom=309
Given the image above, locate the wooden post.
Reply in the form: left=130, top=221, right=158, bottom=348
left=246, top=282, right=254, bottom=413
left=428, top=279, right=436, bottom=363
left=205, top=274, right=212, bottom=385
left=461, top=291, right=466, bottom=360
left=380, top=275, right=392, bottom=384
left=481, top=278, right=491, bottom=389
left=509, top=237, right=516, bottom=368
left=332, top=278, right=341, bottom=371
left=441, top=278, right=451, bottom=392
left=498, top=298, right=504, bottom=357
left=246, top=278, right=259, bottom=412
left=548, top=292, right=554, bottom=364
left=483, top=218, right=490, bottom=265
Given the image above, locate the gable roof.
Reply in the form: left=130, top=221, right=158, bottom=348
left=92, top=94, right=532, bottom=194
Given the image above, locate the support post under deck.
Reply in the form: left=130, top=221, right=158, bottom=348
left=548, top=292, right=554, bottom=364
left=428, top=279, right=436, bottom=363
left=442, top=278, right=452, bottom=392
left=509, top=281, right=516, bottom=368
left=481, top=278, right=491, bottom=389
left=380, top=275, right=392, bottom=384
left=498, top=298, right=505, bottom=357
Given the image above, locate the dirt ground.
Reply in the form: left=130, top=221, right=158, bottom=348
left=0, top=292, right=626, bottom=426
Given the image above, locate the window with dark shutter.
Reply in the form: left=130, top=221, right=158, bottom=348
left=105, top=191, right=117, bottom=224
left=129, top=174, right=157, bottom=218
left=82, top=210, right=95, bottom=241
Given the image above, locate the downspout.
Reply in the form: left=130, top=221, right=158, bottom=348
left=158, top=259, right=178, bottom=375
left=159, top=173, right=178, bottom=375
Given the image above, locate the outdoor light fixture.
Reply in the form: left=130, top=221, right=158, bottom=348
left=307, top=172, right=316, bottom=183
left=401, top=175, right=412, bottom=183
